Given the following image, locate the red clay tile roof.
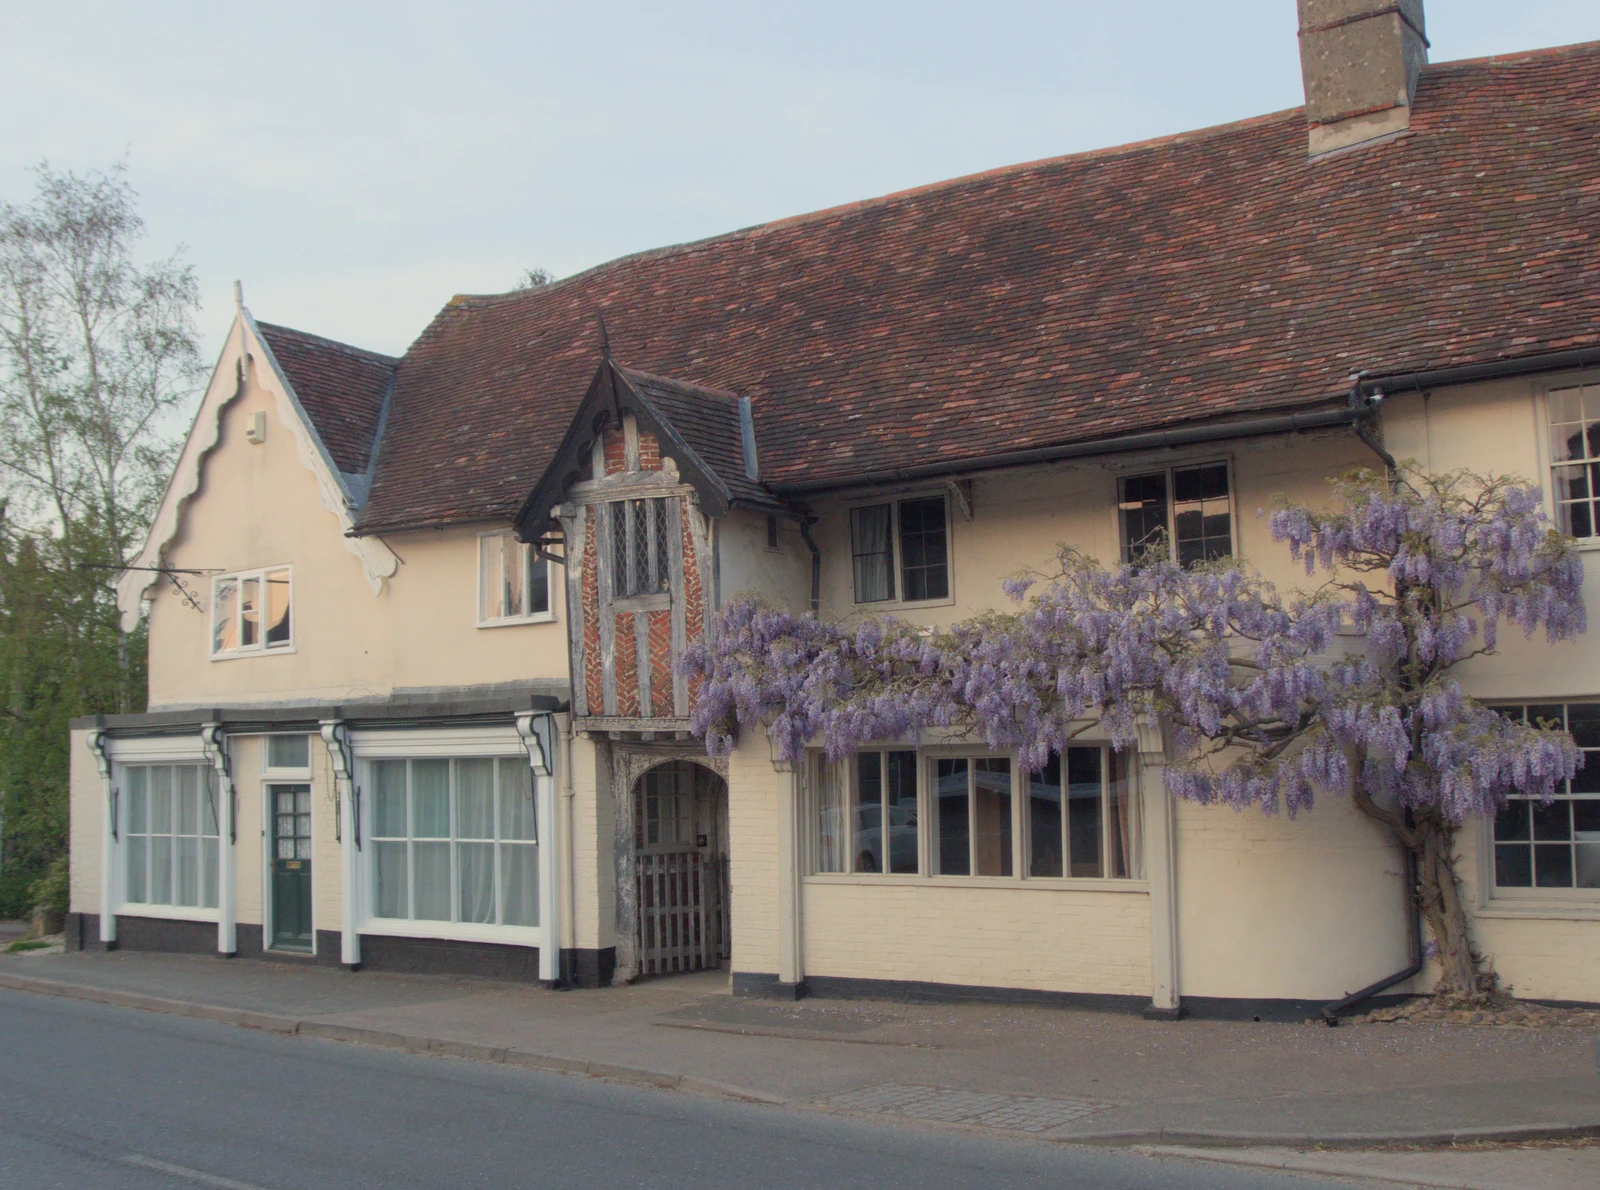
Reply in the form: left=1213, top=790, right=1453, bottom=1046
left=256, top=321, right=396, bottom=476
left=617, top=366, right=773, bottom=509
left=348, top=41, right=1600, bottom=533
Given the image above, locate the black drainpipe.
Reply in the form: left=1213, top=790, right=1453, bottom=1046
left=1323, top=841, right=1422, bottom=1025
left=799, top=519, right=821, bottom=614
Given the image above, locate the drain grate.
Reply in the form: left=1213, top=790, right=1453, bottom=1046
left=821, top=1083, right=1101, bottom=1133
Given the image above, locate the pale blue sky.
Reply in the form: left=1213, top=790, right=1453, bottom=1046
left=3, top=2, right=1595, bottom=360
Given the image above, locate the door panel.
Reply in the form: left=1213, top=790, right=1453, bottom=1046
left=270, top=784, right=314, bottom=951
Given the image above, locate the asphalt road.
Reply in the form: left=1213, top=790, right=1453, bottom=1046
left=0, top=987, right=1362, bottom=1190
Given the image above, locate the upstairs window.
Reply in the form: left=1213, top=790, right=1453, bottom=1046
left=1119, top=462, right=1232, bottom=567
left=611, top=497, right=672, bottom=598
left=850, top=494, right=950, bottom=604
left=479, top=532, right=551, bottom=623
left=1548, top=385, right=1600, bottom=538
left=212, top=567, right=292, bottom=657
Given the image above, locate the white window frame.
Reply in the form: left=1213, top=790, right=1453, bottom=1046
left=210, top=566, right=294, bottom=659
left=846, top=491, right=955, bottom=609
left=476, top=531, right=555, bottom=626
left=1539, top=381, right=1600, bottom=548
left=351, top=727, right=543, bottom=946
left=107, top=735, right=221, bottom=923
left=804, top=742, right=1148, bottom=891
left=1477, top=701, right=1600, bottom=915
left=1114, top=458, right=1237, bottom=568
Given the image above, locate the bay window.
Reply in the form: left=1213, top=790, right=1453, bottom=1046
left=368, top=757, right=539, bottom=929
left=122, top=763, right=220, bottom=910
left=808, top=744, right=1141, bottom=881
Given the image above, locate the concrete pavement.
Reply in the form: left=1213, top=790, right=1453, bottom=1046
left=2, top=946, right=1598, bottom=1186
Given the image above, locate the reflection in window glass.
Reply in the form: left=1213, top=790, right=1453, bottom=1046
left=844, top=750, right=918, bottom=874
left=1119, top=473, right=1169, bottom=564
left=973, top=758, right=1012, bottom=876
left=212, top=569, right=292, bottom=654
left=212, top=579, right=238, bottom=653
left=1548, top=385, right=1600, bottom=539
left=1172, top=463, right=1233, bottom=568
left=1025, top=746, right=1141, bottom=880
left=899, top=497, right=949, bottom=602
left=934, top=759, right=971, bottom=876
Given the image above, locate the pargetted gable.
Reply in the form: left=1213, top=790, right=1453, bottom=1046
left=116, top=309, right=399, bottom=629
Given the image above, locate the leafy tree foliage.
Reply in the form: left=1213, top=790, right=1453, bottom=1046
left=685, top=468, right=1585, bottom=995
left=0, top=164, right=196, bottom=916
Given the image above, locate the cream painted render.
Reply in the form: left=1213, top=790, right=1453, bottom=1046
left=70, top=302, right=1600, bottom=1006
left=138, top=321, right=567, bottom=710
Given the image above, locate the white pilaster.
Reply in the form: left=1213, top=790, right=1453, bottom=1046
left=87, top=731, right=117, bottom=947
left=319, top=721, right=361, bottom=967
left=775, top=761, right=803, bottom=989
left=517, top=713, right=560, bottom=984
left=201, top=724, right=236, bottom=955
left=1137, top=717, right=1181, bottom=1017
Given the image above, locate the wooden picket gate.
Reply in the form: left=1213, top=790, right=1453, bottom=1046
left=636, top=850, right=730, bottom=976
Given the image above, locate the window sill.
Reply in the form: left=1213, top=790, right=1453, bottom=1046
left=476, top=611, right=557, bottom=628
left=1476, top=899, right=1600, bottom=921
left=115, top=904, right=220, bottom=923
left=210, top=646, right=296, bottom=662
left=1573, top=538, right=1600, bottom=554
left=358, top=918, right=542, bottom=946
left=803, top=873, right=1149, bottom=893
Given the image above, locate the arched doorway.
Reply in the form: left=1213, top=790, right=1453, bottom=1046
left=633, top=760, right=730, bottom=976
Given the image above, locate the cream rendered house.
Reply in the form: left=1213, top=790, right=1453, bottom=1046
left=70, top=3, right=1600, bottom=1013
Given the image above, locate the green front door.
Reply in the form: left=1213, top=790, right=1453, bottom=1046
left=271, top=784, right=313, bottom=951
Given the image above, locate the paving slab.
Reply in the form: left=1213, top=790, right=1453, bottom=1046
left=1143, top=1142, right=1600, bottom=1190
left=2, top=947, right=1596, bottom=1152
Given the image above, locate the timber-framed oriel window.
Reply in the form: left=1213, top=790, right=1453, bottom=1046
left=611, top=497, right=672, bottom=598
left=1118, top=461, right=1233, bottom=568
left=1491, top=703, right=1600, bottom=893
left=211, top=567, right=292, bottom=657
left=808, top=745, right=1142, bottom=882
left=478, top=531, right=552, bottom=624
left=849, top=494, right=951, bottom=605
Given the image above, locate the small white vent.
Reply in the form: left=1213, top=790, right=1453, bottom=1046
left=244, top=410, right=267, bottom=444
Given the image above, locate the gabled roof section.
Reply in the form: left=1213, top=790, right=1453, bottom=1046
left=116, top=311, right=398, bottom=629
left=515, top=359, right=788, bottom=538
left=347, top=41, right=1600, bottom=532
left=614, top=366, right=774, bottom=509
left=255, top=321, right=396, bottom=479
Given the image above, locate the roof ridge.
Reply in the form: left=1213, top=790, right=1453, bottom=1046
left=443, top=105, right=1307, bottom=317
left=255, top=319, right=400, bottom=365
left=1422, top=37, right=1600, bottom=76
left=615, top=363, right=741, bottom=403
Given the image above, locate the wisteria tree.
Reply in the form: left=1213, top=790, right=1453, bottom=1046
left=684, top=468, right=1586, bottom=996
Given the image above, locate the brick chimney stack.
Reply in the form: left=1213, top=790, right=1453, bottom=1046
left=1298, top=1, right=1429, bottom=156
